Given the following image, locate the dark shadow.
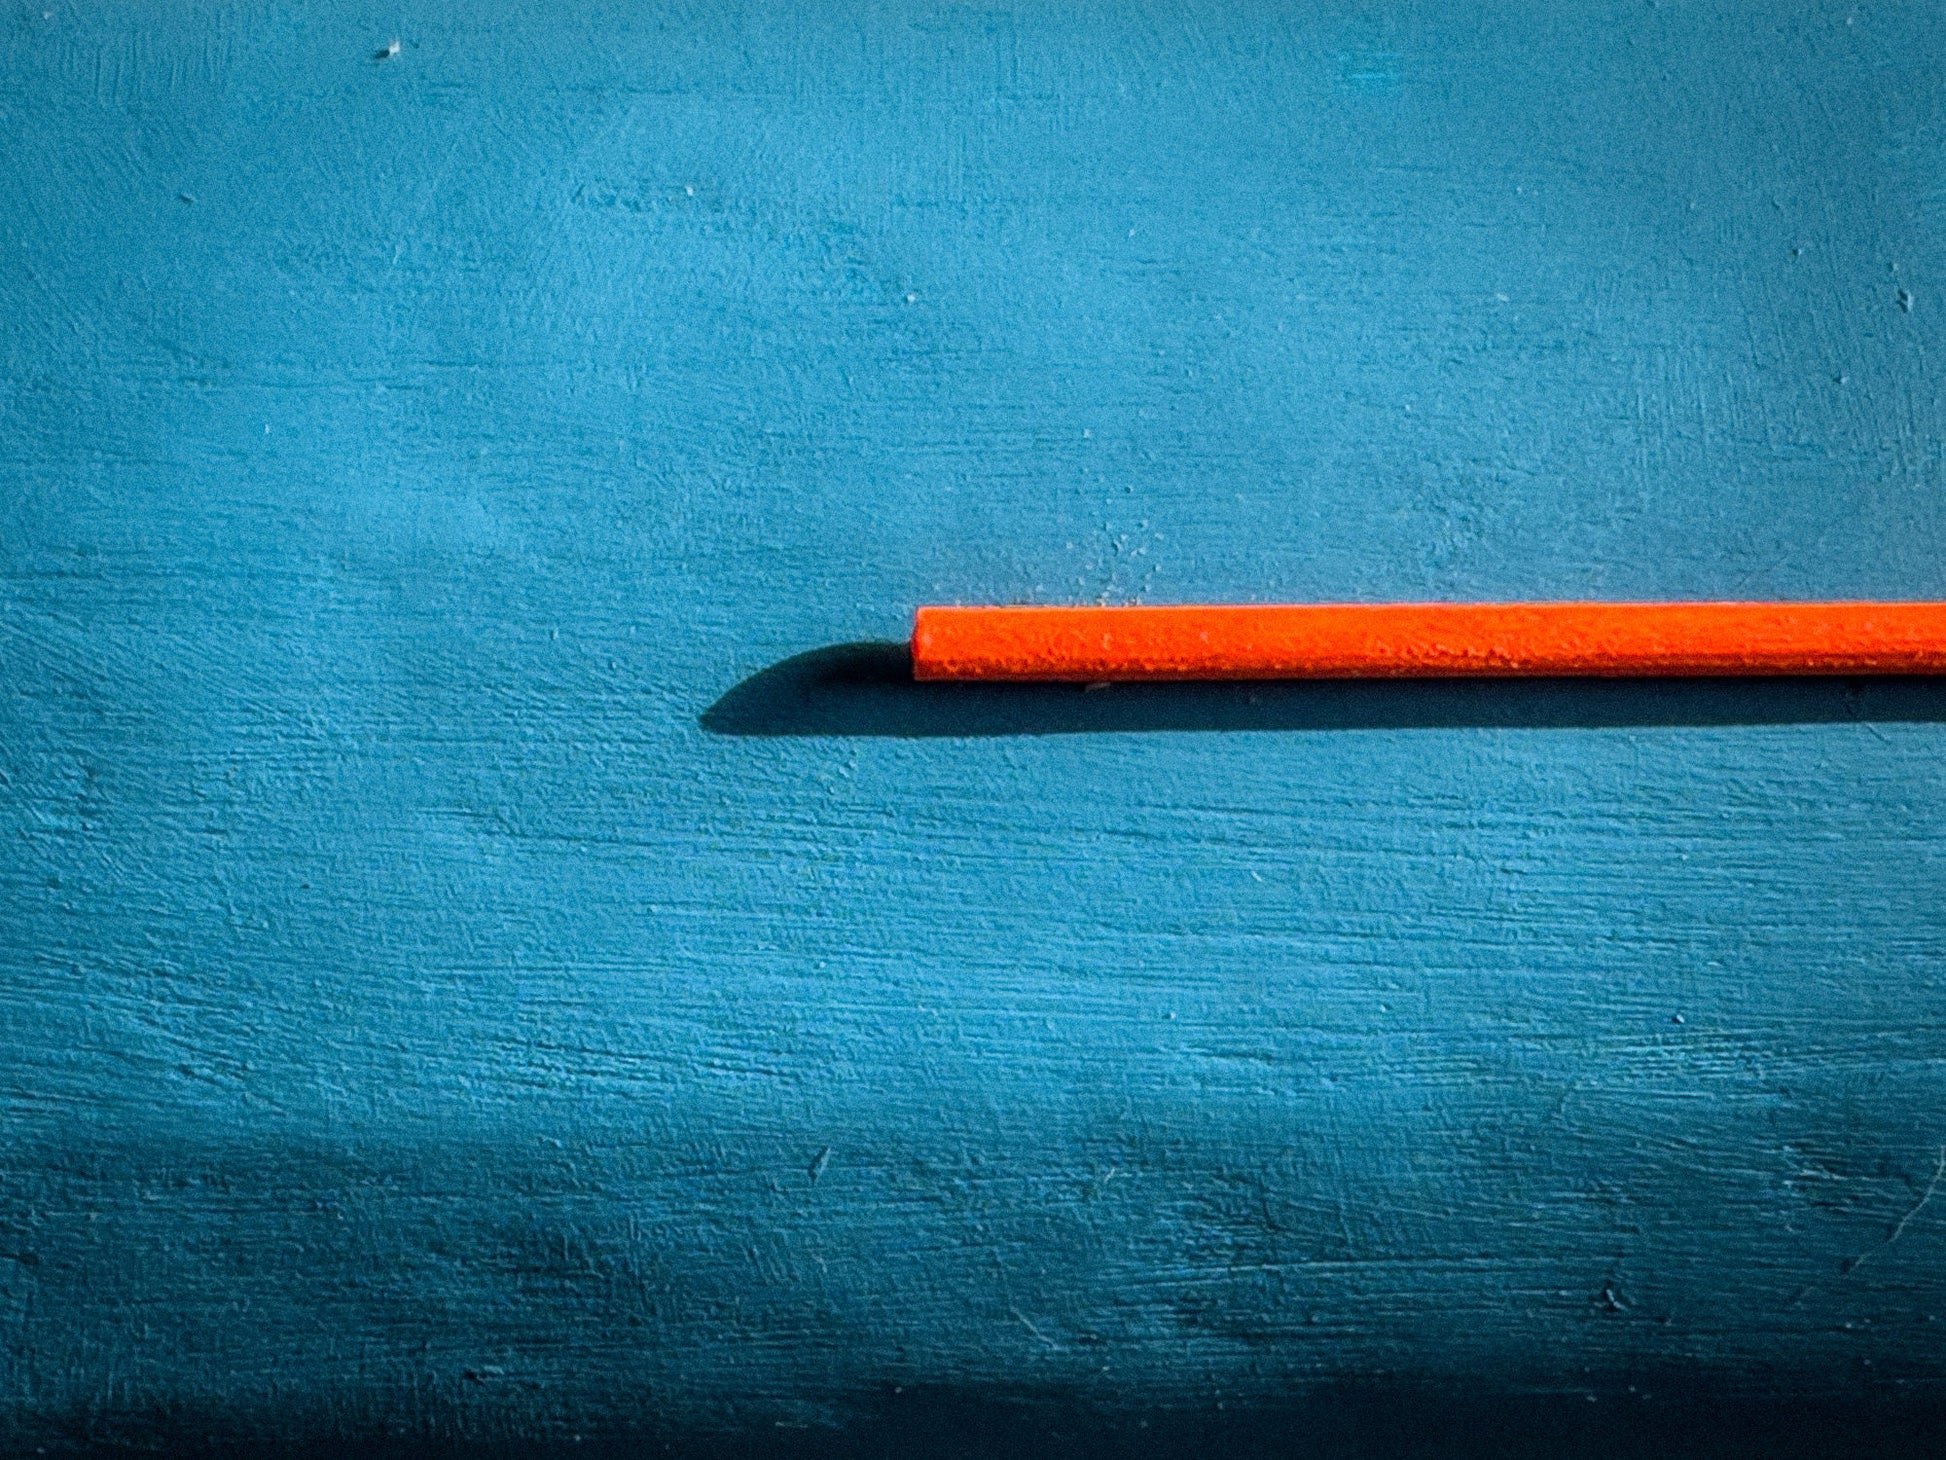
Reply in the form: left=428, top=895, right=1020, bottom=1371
left=701, top=643, right=1946, bottom=738
left=42, top=1379, right=1946, bottom=1459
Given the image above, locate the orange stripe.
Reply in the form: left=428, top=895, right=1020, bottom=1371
left=911, top=602, right=1946, bottom=681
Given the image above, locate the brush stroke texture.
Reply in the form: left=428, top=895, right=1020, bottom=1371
left=3, top=1, right=1946, bottom=1452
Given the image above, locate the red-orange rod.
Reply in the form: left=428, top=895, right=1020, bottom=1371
left=911, top=602, right=1946, bottom=681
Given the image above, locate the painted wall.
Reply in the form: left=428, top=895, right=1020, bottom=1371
left=3, top=1, right=1945, bottom=1452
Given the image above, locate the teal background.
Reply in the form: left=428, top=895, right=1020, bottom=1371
left=4, top=1, right=1946, bottom=1452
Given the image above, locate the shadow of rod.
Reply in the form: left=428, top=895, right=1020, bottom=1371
left=700, top=643, right=1946, bottom=738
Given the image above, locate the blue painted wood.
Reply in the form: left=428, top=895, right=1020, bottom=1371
left=4, top=1, right=1946, bottom=1452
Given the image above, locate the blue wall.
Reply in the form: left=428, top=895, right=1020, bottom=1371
left=3, top=1, right=1945, bottom=1452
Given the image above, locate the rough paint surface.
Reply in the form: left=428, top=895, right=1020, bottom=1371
left=910, top=602, right=1946, bottom=679
left=3, top=1, right=1946, bottom=1453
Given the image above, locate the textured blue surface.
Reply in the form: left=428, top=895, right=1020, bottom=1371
left=4, top=1, right=1946, bottom=1453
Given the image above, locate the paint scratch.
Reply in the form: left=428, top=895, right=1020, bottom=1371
left=1844, top=1147, right=1946, bottom=1276
left=1011, top=1307, right=1063, bottom=1351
